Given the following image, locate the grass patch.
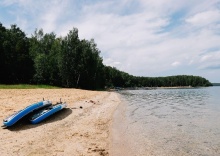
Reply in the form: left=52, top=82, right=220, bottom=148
left=0, top=84, right=60, bottom=89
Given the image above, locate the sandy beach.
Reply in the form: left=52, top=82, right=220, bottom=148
left=0, top=89, right=121, bottom=156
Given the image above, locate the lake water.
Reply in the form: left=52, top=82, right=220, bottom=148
left=112, top=87, right=220, bottom=156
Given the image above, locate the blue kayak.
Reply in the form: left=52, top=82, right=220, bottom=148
left=3, top=101, right=52, bottom=127
left=29, top=103, right=67, bottom=124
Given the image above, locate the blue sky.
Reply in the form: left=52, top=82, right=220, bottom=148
left=1, top=0, right=220, bottom=82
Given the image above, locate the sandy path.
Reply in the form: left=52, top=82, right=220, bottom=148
left=0, top=89, right=121, bottom=156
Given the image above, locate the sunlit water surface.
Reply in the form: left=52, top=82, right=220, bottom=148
left=114, top=87, right=220, bottom=156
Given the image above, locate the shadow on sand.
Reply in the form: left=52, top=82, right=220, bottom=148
left=5, top=108, right=72, bottom=131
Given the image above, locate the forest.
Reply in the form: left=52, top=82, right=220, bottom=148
left=0, top=23, right=213, bottom=90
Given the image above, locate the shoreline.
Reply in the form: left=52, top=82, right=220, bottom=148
left=109, top=86, right=196, bottom=91
left=110, top=95, right=134, bottom=156
left=0, top=89, right=121, bottom=156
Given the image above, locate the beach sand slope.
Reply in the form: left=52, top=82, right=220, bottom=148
left=0, top=89, right=121, bottom=156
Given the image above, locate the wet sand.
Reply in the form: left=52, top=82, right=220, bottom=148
left=111, top=98, right=134, bottom=156
left=0, top=89, right=121, bottom=156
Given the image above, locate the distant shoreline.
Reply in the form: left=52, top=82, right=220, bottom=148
left=155, top=86, right=194, bottom=89
left=109, top=86, right=199, bottom=91
left=212, top=83, right=220, bottom=86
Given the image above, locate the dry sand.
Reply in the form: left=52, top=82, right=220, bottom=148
left=0, top=89, right=121, bottom=156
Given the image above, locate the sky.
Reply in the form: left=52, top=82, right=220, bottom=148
left=0, top=0, right=220, bottom=82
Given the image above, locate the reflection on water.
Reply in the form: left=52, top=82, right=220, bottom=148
left=118, top=87, right=220, bottom=156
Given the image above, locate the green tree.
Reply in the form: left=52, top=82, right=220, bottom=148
left=1, top=24, right=33, bottom=84
left=29, top=29, right=62, bottom=85
left=59, top=28, right=80, bottom=87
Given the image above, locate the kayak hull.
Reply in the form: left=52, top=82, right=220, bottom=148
left=29, top=103, right=67, bottom=124
left=3, top=101, right=52, bottom=127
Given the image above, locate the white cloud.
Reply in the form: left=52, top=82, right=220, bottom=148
left=39, top=1, right=69, bottom=33
left=171, top=61, right=181, bottom=67
left=198, top=51, right=220, bottom=69
left=186, top=10, right=220, bottom=26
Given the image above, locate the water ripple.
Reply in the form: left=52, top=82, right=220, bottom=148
left=119, top=87, right=220, bottom=156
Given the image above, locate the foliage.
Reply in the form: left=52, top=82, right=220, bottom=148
left=0, top=24, right=33, bottom=84
left=0, top=84, right=59, bottom=89
left=103, top=66, right=212, bottom=88
left=0, top=22, right=213, bottom=89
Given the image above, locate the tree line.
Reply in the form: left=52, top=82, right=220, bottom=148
left=0, top=23, right=212, bottom=90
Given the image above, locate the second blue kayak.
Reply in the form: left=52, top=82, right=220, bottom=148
left=29, top=103, right=67, bottom=124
